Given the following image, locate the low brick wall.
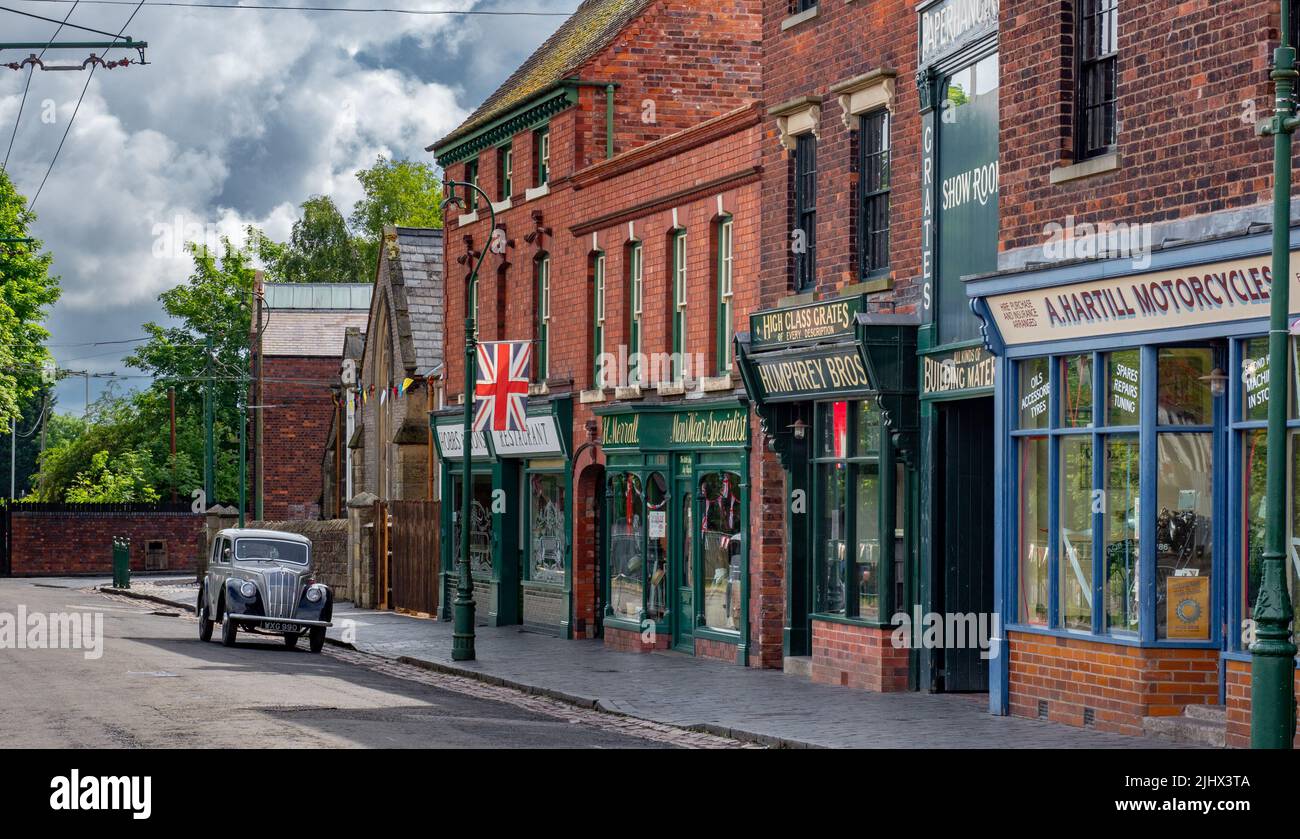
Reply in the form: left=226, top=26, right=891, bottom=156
left=1007, top=630, right=1219, bottom=737
left=604, top=623, right=668, bottom=653
left=695, top=636, right=740, bottom=664
left=1224, top=659, right=1300, bottom=748
left=810, top=620, right=910, bottom=692
left=245, top=518, right=349, bottom=601
left=9, top=508, right=202, bottom=576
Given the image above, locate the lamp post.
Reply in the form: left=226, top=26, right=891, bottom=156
left=1253, top=1, right=1299, bottom=748
left=441, top=180, right=495, bottom=661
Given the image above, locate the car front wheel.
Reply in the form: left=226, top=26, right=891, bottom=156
left=283, top=633, right=298, bottom=649
left=308, top=626, right=325, bottom=654
left=221, top=615, right=238, bottom=647
left=197, top=593, right=213, bottom=642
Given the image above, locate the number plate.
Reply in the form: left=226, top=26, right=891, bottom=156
left=262, top=622, right=299, bottom=633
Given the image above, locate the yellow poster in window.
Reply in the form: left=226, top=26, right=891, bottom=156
left=1166, top=575, right=1210, bottom=640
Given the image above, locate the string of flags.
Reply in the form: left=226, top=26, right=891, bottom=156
left=353, top=377, right=416, bottom=410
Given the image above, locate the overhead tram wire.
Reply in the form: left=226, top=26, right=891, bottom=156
left=26, top=0, right=146, bottom=211
left=8, top=0, right=574, bottom=15
left=1, top=0, right=80, bottom=171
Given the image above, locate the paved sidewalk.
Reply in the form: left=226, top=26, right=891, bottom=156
left=92, top=577, right=1170, bottom=748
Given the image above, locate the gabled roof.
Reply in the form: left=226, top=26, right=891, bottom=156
left=262, top=310, right=371, bottom=357
left=369, top=226, right=445, bottom=376
left=430, top=0, right=653, bottom=154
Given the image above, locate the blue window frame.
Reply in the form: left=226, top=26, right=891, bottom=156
left=1008, top=343, right=1226, bottom=646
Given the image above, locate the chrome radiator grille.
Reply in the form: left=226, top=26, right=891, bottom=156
left=262, top=569, right=299, bottom=619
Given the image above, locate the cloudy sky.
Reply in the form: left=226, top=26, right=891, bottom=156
left=0, top=0, right=569, bottom=414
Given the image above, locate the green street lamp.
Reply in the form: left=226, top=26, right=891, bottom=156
left=1252, top=1, right=1299, bottom=748
left=441, top=180, right=496, bottom=661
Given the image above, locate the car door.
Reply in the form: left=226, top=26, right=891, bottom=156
left=207, top=537, right=232, bottom=613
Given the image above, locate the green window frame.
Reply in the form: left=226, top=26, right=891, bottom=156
left=498, top=144, right=513, bottom=201
left=592, top=252, right=606, bottom=388
left=716, top=216, right=734, bottom=375
left=671, top=230, right=687, bottom=382
left=535, top=254, right=550, bottom=382
left=627, top=241, right=643, bottom=386
left=535, top=126, right=550, bottom=186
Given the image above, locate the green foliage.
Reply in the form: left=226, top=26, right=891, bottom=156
left=65, top=449, right=160, bottom=503
left=0, top=169, right=60, bottom=428
left=253, top=195, right=367, bottom=284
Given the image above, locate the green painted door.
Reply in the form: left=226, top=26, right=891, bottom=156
left=673, top=476, right=695, bottom=652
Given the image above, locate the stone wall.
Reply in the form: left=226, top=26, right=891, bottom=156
left=244, top=518, right=350, bottom=600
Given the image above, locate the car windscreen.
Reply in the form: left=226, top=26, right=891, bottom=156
left=234, top=538, right=308, bottom=564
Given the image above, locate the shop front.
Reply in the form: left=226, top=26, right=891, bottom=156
left=596, top=401, right=751, bottom=663
left=736, top=294, right=918, bottom=690
left=969, top=232, right=1300, bottom=742
left=915, top=0, right=1001, bottom=693
left=433, top=401, right=574, bottom=635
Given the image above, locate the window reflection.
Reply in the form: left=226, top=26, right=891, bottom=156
left=701, top=472, right=742, bottom=632
left=646, top=472, right=668, bottom=621
left=609, top=473, right=644, bottom=620
left=1156, top=434, right=1212, bottom=639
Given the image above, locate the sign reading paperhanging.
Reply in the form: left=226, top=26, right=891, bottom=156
left=918, top=0, right=999, bottom=66
left=1165, top=575, right=1210, bottom=640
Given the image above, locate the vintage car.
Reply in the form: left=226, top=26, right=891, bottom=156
left=198, top=528, right=333, bottom=652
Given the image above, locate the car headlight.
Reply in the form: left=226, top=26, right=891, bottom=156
left=239, top=580, right=258, bottom=599
left=305, top=585, right=324, bottom=603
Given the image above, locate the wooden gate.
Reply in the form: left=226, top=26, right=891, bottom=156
left=389, top=500, right=438, bottom=617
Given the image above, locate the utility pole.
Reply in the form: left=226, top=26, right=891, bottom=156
left=8, top=416, right=14, bottom=500
left=1253, top=0, right=1299, bottom=749
left=203, top=336, right=215, bottom=509
left=168, top=386, right=177, bottom=504
left=238, top=395, right=246, bottom=528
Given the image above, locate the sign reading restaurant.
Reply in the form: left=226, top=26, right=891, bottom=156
left=491, top=414, right=565, bottom=458
left=918, top=0, right=999, bottom=66
left=602, top=406, right=748, bottom=451
left=986, top=250, right=1300, bottom=346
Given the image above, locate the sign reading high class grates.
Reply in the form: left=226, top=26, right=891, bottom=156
left=749, top=296, right=863, bottom=350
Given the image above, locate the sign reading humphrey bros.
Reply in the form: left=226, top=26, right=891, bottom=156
left=919, top=0, right=998, bottom=66
left=750, top=296, right=863, bottom=350
left=602, top=407, right=749, bottom=451
left=986, top=250, right=1300, bottom=346
left=751, top=344, right=872, bottom=402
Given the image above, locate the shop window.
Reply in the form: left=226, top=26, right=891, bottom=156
left=1104, top=348, right=1141, bottom=426
left=1018, top=435, right=1049, bottom=625
left=528, top=473, right=565, bottom=585
left=646, top=473, right=669, bottom=621
left=857, top=108, right=891, bottom=279
left=793, top=133, right=817, bottom=293
left=609, top=472, right=645, bottom=620
left=1060, top=353, right=1093, bottom=427
left=716, top=217, right=734, bottom=376
left=700, top=471, right=742, bottom=632
left=1156, top=434, right=1212, bottom=639
left=1059, top=435, right=1094, bottom=631
left=1076, top=0, right=1118, bottom=160
left=1158, top=347, right=1214, bottom=426
left=451, top=473, right=493, bottom=579
left=1104, top=435, right=1140, bottom=633
left=813, top=401, right=890, bottom=620
left=591, top=252, right=606, bottom=388
left=1018, top=356, right=1050, bottom=430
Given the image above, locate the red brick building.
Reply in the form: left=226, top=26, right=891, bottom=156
left=431, top=0, right=769, bottom=654
left=251, top=281, right=372, bottom=521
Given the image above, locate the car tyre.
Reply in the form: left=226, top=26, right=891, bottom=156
left=283, top=633, right=298, bottom=649
left=308, top=626, right=325, bottom=654
left=197, top=591, right=213, bottom=642
left=221, top=615, right=238, bottom=647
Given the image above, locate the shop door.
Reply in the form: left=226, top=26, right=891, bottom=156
left=936, top=397, right=994, bottom=691
left=673, top=477, right=695, bottom=652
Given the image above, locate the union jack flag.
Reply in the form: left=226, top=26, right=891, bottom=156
left=473, top=340, right=531, bottom=432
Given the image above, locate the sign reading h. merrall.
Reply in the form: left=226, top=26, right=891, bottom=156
left=602, top=406, right=749, bottom=451
left=985, top=250, right=1300, bottom=346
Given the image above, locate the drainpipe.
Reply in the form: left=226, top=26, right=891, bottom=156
left=605, top=83, right=615, bottom=159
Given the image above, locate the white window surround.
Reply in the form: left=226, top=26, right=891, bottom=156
left=771, top=96, right=821, bottom=151
left=781, top=5, right=818, bottom=30
left=456, top=210, right=479, bottom=227
left=829, top=69, right=897, bottom=129
left=490, top=198, right=512, bottom=214
left=524, top=182, right=550, bottom=202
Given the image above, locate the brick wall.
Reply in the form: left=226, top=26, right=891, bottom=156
left=696, top=636, right=740, bottom=665
left=1224, top=659, right=1300, bottom=749
left=999, top=0, right=1289, bottom=255
left=1007, top=630, right=1219, bottom=737
left=245, top=518, right=349, bottom=600
left=810, top=619, right=909, bottom=692
left=604, top=623, right=669, bottom=653
left=259, top=355, right=339, bottom=521
left=10, top=510, right=202, bottom=575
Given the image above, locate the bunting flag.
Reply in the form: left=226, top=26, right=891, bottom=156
left=473, top=340, right=531, bottom=432
left=401, top=377, right=414, bottom=394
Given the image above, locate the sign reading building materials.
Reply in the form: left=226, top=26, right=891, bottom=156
left=749, top=296, right=863, bottom=349
left=601, top=406, right=749, bottom=451
left=922, top=345, right=995, bottom=395
left=491, top=415, right=565, bottom=458
left=918, top=0, right=999, bottom=66
left=985, top=251, right=1300, bottom=346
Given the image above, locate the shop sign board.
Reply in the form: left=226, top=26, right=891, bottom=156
left=986, top=251, right=1300, bottom=346
left=491, top=414, right=566, bottom=458
left=601, top=406, right=749, bottom=451
left=922, top=345, right=995, bottom=395
left=433, top=418, right=489, bottom=460
left=749, top=295, right=863, bottom=350
left=748, top=344, right=872, bottom=402
left=919, top=0, right=999, bottom=66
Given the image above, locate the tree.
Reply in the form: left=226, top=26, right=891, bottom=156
left=65, top=449, right=159, bottom=503
left=0, top=387, right=54, bottom=497
left=253, top=195, right=367, bottom=284
left=350, top=156, right=444, bottom=268
left=0, top=169, right=60, bottom=429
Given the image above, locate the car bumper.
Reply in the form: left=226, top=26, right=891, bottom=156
left=227, top=615, right=331, bottom=629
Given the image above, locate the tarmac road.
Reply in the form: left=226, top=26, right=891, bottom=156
left=0, top=578, right=699, bottom=749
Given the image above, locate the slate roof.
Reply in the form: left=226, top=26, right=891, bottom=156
left=261, top=310, right=371, bottom=357
left=373, top=226, right=444, bottom=375
left=432, top=0, right=654, bottom=152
